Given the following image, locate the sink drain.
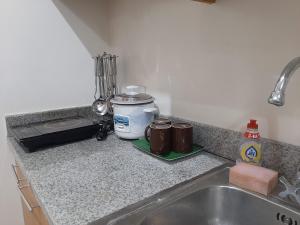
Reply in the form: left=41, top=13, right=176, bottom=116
left=277, top=212, right=298, bottom=225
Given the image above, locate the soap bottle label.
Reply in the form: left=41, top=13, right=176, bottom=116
left=239, top=141, right=262, bottom=164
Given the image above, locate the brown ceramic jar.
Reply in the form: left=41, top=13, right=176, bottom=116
left=144, top=118, right=172, bottom=141
left=172, top=123, right=193, bottom=153
left=146, top=124, right=172, bottom=155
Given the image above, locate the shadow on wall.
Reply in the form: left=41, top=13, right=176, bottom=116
left=51, top=0, right=111, bottom=56
left=106, top=0, right=300, bottom=145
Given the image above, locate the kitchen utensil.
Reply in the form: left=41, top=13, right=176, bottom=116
left=92, top=56, right=100, bottom=110
left=132, top=138, right=203, bottom=161
left=172, top=123, right=193, bottom=153
left=102, top=53, right=109, bottom=97
left=112, top=55, right=117, bottom=95
left=145, top=124, right=172, bottom=155
left=92, top=53, right=118, bottom=116
left=106, top=55, right=115, bottom=114
left=92, top=56, right=108, bottom=116
left=98, top=55, right=109, bottom=115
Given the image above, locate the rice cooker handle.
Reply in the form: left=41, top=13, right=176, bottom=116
left=144, top=107, right=159, bottom=142
left=143, top=107, right=159, bottom=118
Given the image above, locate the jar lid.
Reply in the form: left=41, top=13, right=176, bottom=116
left=153, top=118, right=172, bottom=125
left=110, top=93, right=154, bottom=105
left=150, top=124, right=171, bottom=129
left=172, top=123, right=193, bottom=129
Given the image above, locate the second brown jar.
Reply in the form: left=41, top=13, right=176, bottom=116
left=172, top=123, right=193, bottom=153
left=148, top=124, right=172, bottom=155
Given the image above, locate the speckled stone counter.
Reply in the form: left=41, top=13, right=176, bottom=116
left=8, top=135, right=226, bottom=225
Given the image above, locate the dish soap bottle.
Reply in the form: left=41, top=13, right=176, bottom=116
left=237, top=119, right=262, bottom=166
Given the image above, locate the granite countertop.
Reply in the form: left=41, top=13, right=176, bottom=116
left=8, top=135, right=226, bottom=225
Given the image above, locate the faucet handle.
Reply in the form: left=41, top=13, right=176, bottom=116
left=279, top=177, right=292, bottom=198
left=279, top=176, right=300, bottom=205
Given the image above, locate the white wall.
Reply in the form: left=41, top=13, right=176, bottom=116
left=52, top=0, right=111, bottom=57
left=0, top=1, right=109, bottom=224
left=108, top=0, right=300, bottom=146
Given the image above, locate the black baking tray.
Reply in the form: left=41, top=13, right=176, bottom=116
left=10, top=117, right=100, bottom=152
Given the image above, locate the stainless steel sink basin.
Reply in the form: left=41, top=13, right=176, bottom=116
left=93, top=164, right=300, bottom=225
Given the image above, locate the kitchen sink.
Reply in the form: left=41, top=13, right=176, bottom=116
left=93, top=164, right=300, bottom=225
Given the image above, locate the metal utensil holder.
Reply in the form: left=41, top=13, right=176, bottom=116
left=93, top=52, right=118, bottom=115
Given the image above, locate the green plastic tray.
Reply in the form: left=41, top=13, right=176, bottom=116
left=132, top=138, right=204, bottom=161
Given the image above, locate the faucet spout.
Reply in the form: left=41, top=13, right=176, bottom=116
left=268, top=57, right=300, bottom=106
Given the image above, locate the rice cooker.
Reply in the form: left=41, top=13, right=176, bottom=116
left=110, top=93, right=158, bottom=139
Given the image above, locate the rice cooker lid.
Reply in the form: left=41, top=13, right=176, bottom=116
left=110, top=93, right=154, bottom=105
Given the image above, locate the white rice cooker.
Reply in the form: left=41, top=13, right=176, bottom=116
left=110, top=93, right=158, bottom=139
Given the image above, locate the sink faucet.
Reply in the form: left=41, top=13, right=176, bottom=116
left=268, top=57, right=300, bottom=106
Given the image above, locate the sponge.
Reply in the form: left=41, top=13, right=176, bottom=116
left=229, top=163, right=278, bottom=196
